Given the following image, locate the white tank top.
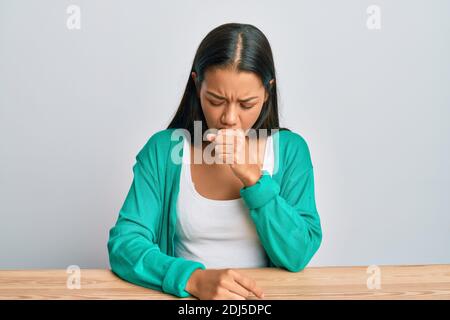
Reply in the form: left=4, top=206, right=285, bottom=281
left=174, top=133, right=274, bottom=269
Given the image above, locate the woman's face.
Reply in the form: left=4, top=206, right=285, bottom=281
left=192, top=67, right=273, bottom=133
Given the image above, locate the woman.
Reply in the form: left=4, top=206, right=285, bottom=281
left=107, top=23, right=322, bottom=300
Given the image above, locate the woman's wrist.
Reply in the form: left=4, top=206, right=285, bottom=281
left=185, top=268, right=203, bottom=296
left=240, top=170, right=262, bottom=187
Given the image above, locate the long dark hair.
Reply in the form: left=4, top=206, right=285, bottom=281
left=167, top=23, right=290, bottom=143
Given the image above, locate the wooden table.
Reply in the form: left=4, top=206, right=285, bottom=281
left=0, top=265, right=449, bottom=300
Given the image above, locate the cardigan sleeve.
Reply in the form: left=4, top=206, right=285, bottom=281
left=239, top=134, right=322, bottom=272
left=107, top=138, right=205, bottom=298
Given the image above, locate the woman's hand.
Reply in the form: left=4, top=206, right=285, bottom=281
left=185, top=268, right=265, bottom=300
left=206, top=129, right=261, bottom=187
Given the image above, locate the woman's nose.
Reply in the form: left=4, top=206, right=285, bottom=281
left=220, top=105, right=238, bottom=126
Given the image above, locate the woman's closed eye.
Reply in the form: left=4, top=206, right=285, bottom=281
left=209, top=99, right=225, bottom=106
left=208, top=100, right=255, bottom=109
left=240, top=104, right=255, bottom=110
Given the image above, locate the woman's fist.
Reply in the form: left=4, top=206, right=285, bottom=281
left=185, top=268, right=265, bottom=300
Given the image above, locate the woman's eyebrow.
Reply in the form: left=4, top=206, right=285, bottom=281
left=206, top=91, right=258, bottom=102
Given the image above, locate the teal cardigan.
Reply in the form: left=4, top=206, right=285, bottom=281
left=107, top=128, right=322, bottom=298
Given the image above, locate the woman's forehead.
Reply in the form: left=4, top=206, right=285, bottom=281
left=203, top=68, right=264, bottom=94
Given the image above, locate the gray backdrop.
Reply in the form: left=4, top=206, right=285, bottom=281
left=1, top=0, right=449, bottom=269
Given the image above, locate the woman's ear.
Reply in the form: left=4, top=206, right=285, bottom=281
left=264, top=79, right=275, bottom=102
left=192, top=72, right=200, bottom=96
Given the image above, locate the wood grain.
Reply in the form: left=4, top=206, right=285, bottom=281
left=0, top=265, right=449, bottom=300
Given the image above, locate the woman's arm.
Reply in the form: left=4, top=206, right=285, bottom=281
left=239, top=134, right=322, bottom=272
left=107, top=138, right=205, bottom=298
